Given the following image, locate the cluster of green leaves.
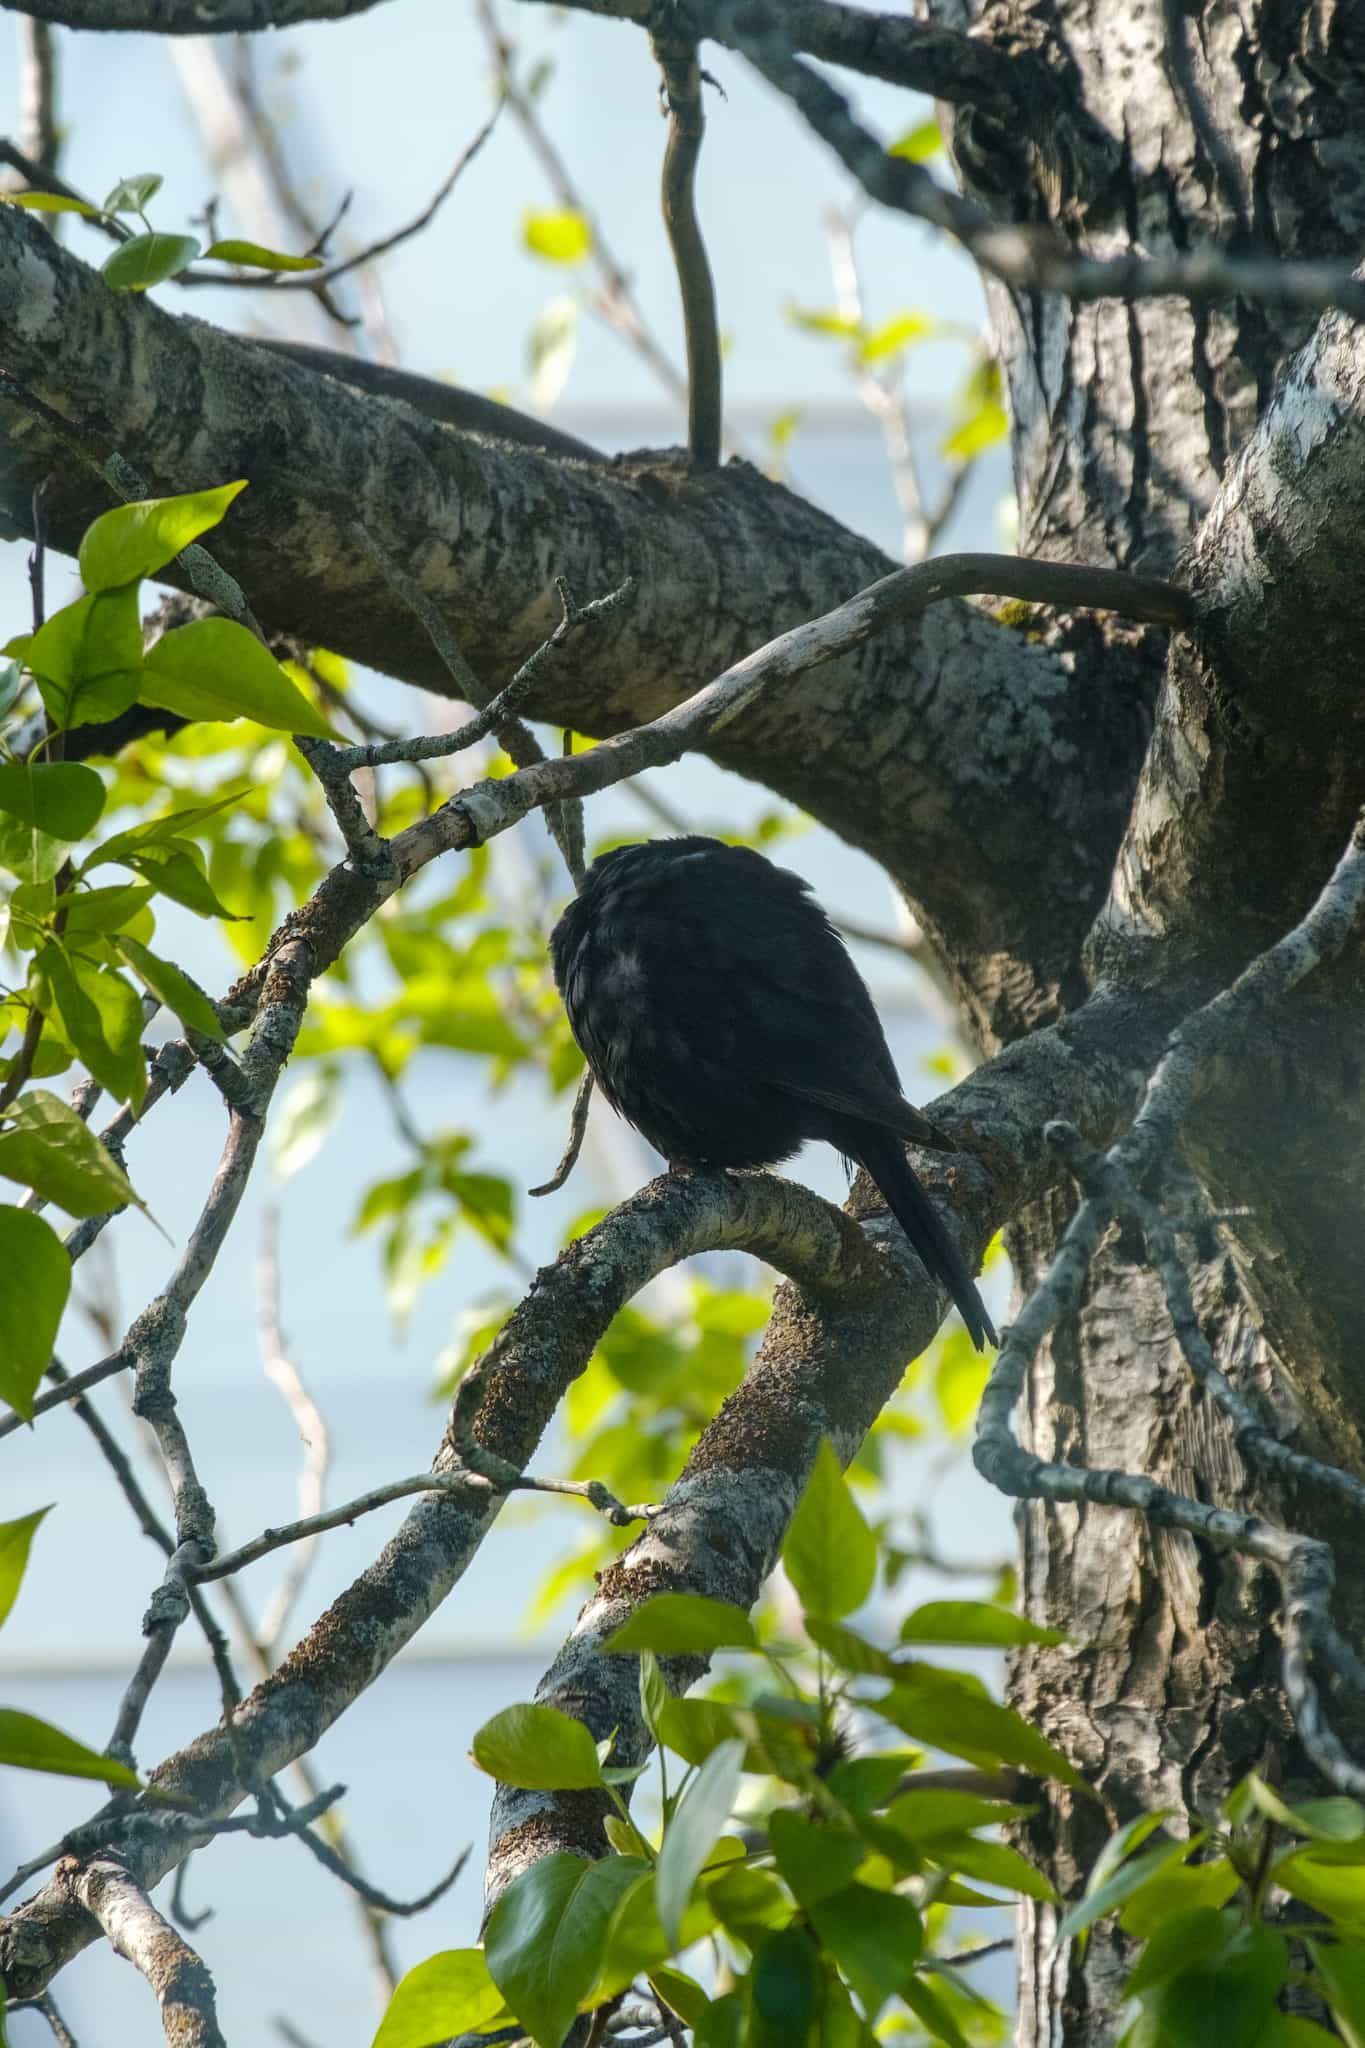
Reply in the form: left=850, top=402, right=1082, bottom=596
left=3, top=171, right=323, bottom=292
left=374, top=1442, right=1365, bottom=2047
left=780, top=117, right=1005, bottom=478
left=1061, top=1771, right=1365, bottom=2046
left=0, top=482, right=340, bottom=1419
left=372, top=1442, right=1068, bottom=2048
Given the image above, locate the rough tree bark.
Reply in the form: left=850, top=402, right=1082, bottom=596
left=3, top=0, right=1365, bottom=2040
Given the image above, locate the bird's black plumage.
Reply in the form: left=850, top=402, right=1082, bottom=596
left=550, top=836, right=996, bottom=1351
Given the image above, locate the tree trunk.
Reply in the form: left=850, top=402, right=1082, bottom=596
left=938, top=0, right=1365, bottom=2037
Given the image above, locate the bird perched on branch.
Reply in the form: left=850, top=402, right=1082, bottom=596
left=549, top=836, right=996, bottom=1351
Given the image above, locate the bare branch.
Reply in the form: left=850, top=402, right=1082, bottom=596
left=653, top=30, right=723, bottom=467
left=975, top=810, right=1365, bottom=1795
left=70, top=1857, right=225, bottom=2048
left=254, top=1212, right=332, bottom=1655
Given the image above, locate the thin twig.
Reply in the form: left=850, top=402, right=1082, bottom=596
left=653, top=30, right=722, bottom=467
left=974, top=809, right=1365, bottom=1798
left=254, top=1211, right=332, bottom=1655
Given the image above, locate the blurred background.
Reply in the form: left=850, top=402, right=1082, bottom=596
left=1, top=5, right=1016, bottom=2039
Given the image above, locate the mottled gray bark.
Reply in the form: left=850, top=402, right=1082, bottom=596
left=936, top=0, right=1365, bottom=2039
left=3, top=0, right=1365, bottom=2033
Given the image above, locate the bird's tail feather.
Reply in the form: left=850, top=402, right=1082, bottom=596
left=855, top=1128, right=997, bottom=1352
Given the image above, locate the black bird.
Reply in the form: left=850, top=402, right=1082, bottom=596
left=549, top=836, right=996, bottom=1351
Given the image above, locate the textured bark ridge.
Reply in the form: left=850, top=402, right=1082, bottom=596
left=3, top=0, right=1365, bottom=2034
left=940, top=0, right=1365, bottom=2037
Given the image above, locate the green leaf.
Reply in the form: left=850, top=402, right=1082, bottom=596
left=141, top=616, right=336, bottom=737
left=103, top=172, right=164, bottom=213
left=889, top=118, right=944, bottom=162
left=750, top=1925, right=821, bottom=2047
left=0, top=190, right=100, bottom=217
left=370, top=1948, right=505, bottom=2048
left=0, top=764, right=105, bottom=842
left=901, top=1976, right=970, bottom=2048
left=1126, top=1908, right=1237, bottom=1995
left=770, top=1808, right=865, bottom=1907
left=705, top=1863, right=792, bottom=1946
left=79, top=481, right=247, bottom=592
left=0, top=813, right=66, bottom=886
left=1118, top=1855, right=1240, bottom=1937
left=648, top=1965, right=711, bottom=2029
left=0, top=1207, right=70, bottom=1420
left=123, top=842, right=239, bottom=919
left=694, top=1990, right=745, bottom=2048
left=1057, top=1836, right=1196, bottom=1946
left=0, top=1706, right=138, bottom=1786
left=1310, top=1939, right=1365, bottom=2048
left=605, top=1593, right=757, bottom=1657
left=784, top=1439, right=876, bottom=1621
left=471, top=1703, right=604, bottom=1790
left=590, top=1869, right=717, bottom=2005
left=656, top=1738, right=744, bottom=1947
left=803, top=1617, right=899, bottom=1679
left=0, top=1507, right=51, bottom=1631
left=115, top=937, right=225, bottom=1041
left=935, top=1327, right=990, bottom=1431
left=101, top=231, right=200, bottom=292
left=25, top=588, right=142, bottom=730
left=937, top=1833, right=1058, bottom=1902
left=56, top=883, right=156, bottom=939
left=35, top=948, right=146, bottom=1109
left=522, top=208, right=592, bottom=263
left=784, top=304, right=862, bottom=339
left=86, top=792, right=246, bottom=870
left=1278, top=1850, right=1365, bottom=1930
left=0, top=1088, right=142, bottom=1217
left=485, top=1853, right=646, bottom=2048
left=808, top=1882, right=922, bottom=2016
left=899, top=1600, right=1066, bottom=1650
left=880, top=1669, right=1088, bottom=1791
left=857, top=312, right=935, bottom=364
left=1241, top=1774, right=1365, bottom=1842
left=884, top=1787, right=1036, bottom=1841
left=203, top=238, right=323, bottom=272
left=1126, top=1924, right=1286, bottom=2048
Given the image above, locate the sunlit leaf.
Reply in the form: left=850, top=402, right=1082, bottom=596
left=605, top=1593, right=757, bottom=1656
left=485, top=1852, right=645, bottom=2048
left=522, top=208, right=592, bottom=263
left=899, top=1600, right=1066, bottom=1650
left=471, top=1703, right=604, bottom=1790
left=203, top=239, right=323, bottom=272
left=889, top=119, right=944, bottom=162
left=103, top=172, right=163, bottom=213
left=370, top=1949, right=505, bottom=2048
left=0, top=1706, right=138, bottom=1786
left=102, top=231, right=200, bottom=292
left=1, top=191, right=100, bottom=217
left=141, top=617, right=337, bottom=738
left=25, top=588, right=142, bottom=730
left=656, top=1739, right=744, bottom=1947
left=784, top=1438, right=876, bottom=1621
left=115, top=937, right=225, bottom=1040
left=0, top=764, right=105, bottom=842
left=0, top=1507, right=51, bottom=1632
left=0, top=1088, right=142, bottom=1217
left=0, top=1206, right=70, bottom=1420
left=79, top=481, right=247, bottom=592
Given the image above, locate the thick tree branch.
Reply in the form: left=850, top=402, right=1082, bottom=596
left=70, top=1857, right=224, bottom=2048
left=0, top=197, right=1165, bottom=1033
